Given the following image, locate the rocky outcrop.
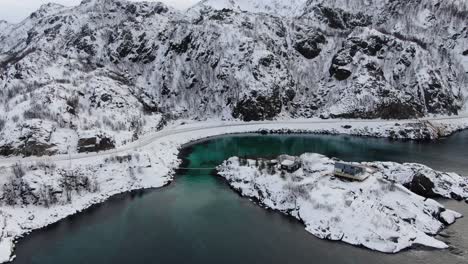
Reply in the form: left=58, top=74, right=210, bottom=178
left=369, top=161, right=468, bottom=201
left=233, top=91, right=282, bottom=121
left=217, top=153, right=467, bottom=253
left=406, top=173, right=438, bottom=198
left=311, top=5, right=372, bottom=30
left=78, top=136, right=115, bottom=153
left=0, top=121, right=57, bottom=157
left=294, top=30, right=327, bottom=59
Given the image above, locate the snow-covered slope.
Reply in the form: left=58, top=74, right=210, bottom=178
left=0, top=20, right=10, bottom=33
left=217, top=154, right=468, bottom=253
left=191, top=0, right=308, bottom=16
left=0, top=0, right=467, bottom=156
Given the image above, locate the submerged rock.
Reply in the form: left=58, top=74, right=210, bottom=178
left=217, top=153, right=467, bottom=253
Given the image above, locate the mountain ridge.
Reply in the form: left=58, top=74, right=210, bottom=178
left=0, top=0, right=467, bottom=156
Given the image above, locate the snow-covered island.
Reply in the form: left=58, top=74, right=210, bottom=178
left=217, top=153, right=468, bottom=253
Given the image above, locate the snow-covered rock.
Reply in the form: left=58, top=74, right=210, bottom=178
left=368, top=162, right=468, bottom=200
left=190, top=0, right=308, bottom=17
left=217, top=153, right=467, bottom=253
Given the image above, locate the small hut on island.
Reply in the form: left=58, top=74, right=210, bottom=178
left=278, top=155, right=301, bottom=172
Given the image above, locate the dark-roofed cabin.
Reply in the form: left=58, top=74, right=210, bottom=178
left=278, top=155, right=301, bottom=172
left=334, top=162, right=369, bottom=181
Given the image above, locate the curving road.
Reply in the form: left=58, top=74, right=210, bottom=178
left=0, top=115, right=467, bottom=168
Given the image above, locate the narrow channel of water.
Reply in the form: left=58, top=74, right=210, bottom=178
left=12, top=132, right=468, bottom=264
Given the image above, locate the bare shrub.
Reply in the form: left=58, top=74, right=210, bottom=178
left=36, top=161, right=57, bottom=172
left=37, top=184, right=57, bottom=208
left=128, top=167, right=137, bottom=181
left=23, top=101, right=67, bottom=127
left=12, top=163, right=26, bottom=178
left=2, top=176, right=21, bottom=206
left=66, top=95, right=79, bottom=114
left=133, top=153, right=140, bottom=162
left=238, top=157, right=248, bottom=166
left=4, top=82, right=36, bottom=101
left=130, top=115, right=144, bottom=140
left=267, top=164, right=276, bottom=175
left=23, top=103, right=53, bottom=120
left=258, top=160, right=266, bottom=171
left=105, top=154, right=132, bottom=164
left=0, top=118, right=5, bottom=131
left=60, top=170, right=99, bottom=203
left=89, top=177, right=100, bottom=193
left=102, top=116, right=127, bottom=131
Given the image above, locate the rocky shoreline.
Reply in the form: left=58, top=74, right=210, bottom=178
left=255, top=119, right=468, bottom=141
left=217, top=154, right=468, bottom=253
left=0, top=120, right=467, bottom=262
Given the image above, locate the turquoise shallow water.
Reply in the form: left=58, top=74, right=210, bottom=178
left=12, top=132, right=468, bottom=264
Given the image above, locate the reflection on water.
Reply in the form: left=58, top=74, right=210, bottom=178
left=12, top=132, right=468, bottom=264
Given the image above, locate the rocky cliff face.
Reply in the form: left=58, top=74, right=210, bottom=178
left=0, top=0, right=467, bottom=155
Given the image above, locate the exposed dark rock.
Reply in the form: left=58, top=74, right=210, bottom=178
left=405, top=173, right=438, bottom=198
left=422, top=72, right=459, bottom=115
left=259, top=55, right=274, bottom=67
left=71, top=24, right=96, bottom=56
left=314, top=6, right=371, bottom=30
left=233, top=92, right=282, bottom=121
left=100, top=94, right=112, bottom=102
left=330, top=67, right=352, bottom=80
left=43, top=24, right=62, bottom=40
left=366, top=36, right=387, bottom=56
left=151, top=4, right=168, bottom=15
left=116, top=30, right=134, bottom=58
left=17, top=141, right=56, bottom=157
left=78, top=136, right=115, bottom=153
left=371, top=101, right=423, bottom=119
left=0, top=145, right=14, bottom=156
left=284, top=89, right=296, bottom=101
left=450, top=192, right=463, bottom=201
left=0, top=142, right=56, bottom=157
left=168, top=34, right=192, bottom=54
left=209, top=9, right=233, bottom=21
left=331, top=101, right=423, bottom=120
left=294, top=32, right=327, bottom=59
left=132, top=91, right=160, bottom=114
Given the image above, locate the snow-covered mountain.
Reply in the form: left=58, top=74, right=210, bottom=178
left=0, top=0, right=467, bottom=156
left=190, top=0, right=308, bottom=16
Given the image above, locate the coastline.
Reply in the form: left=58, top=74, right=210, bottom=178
left=0, top=117, right=468, bottom=262
left=217, top=154, right=468, bottom=253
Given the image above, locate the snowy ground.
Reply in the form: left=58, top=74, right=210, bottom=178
left=0, top=117, right=468, bottom=262
left=217, top=154, right=468, bottom=253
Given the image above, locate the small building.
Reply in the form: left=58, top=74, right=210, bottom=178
left=334, top=162, right=369, bottom=181
left=269, top=159, right=279, bottom=166
left=278, top=155, right=301, bottom=172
